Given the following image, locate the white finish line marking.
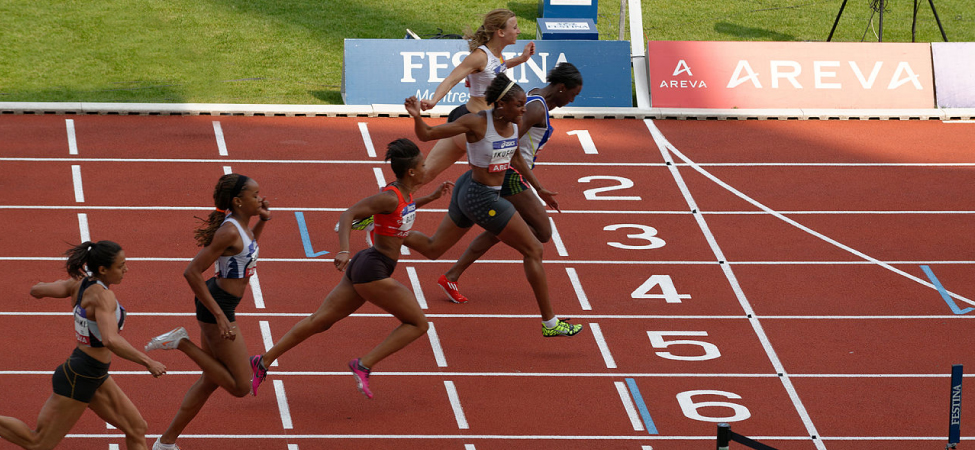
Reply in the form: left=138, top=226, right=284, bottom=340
left=565, top=267, right=591, bottom=310
left=258, top=320, right=278, bottom=367
left=78, top=213, right=90, bottom=243
left=427, top=322, right=447, bottom=367
left=71, top=165, right=85, bottom=203
left=66, top=119, right=78, bottom=155
left=273, top=380, right=293, bottom=429
left=589, top=323, right=617, bottom=369
left=615, top=381, right=644, bottom=431
left=359, top=122, right=377, bottom=158
left=213, top=121, right=228, bottom=156
left=444, top=381, right=469, bottom=429
left=250, top=272, right=265, bottom=309
left=406, top=267, right=427, bottom=309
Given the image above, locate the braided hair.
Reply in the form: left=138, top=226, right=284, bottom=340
left=484, top=72, right=524, bottom=106
left=385, top=138, right=422, bottom=179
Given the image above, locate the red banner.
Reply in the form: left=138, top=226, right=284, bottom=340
left=648, top=41, right=934, bottom=109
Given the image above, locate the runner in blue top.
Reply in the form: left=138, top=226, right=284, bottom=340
left=146, top=173, right=271, bottom=450
left=405, top=73, right=583, bottom=337
left=0, top=241, right=166, bottom=450
left=438, top=63, right=583, bottom=304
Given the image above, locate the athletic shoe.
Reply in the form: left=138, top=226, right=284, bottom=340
left=542, top=319, right=584, bottom=337
left=145, top=327, right=189, bottom=351
left=334, top=216, right=375, bottom=232
left=437, top=274, right=469, bottom=304
left=250, top=355, right=268, bottom=396
left=152, top=439, right=180, bottom=450
left=348, top=358, right=373, bottom=399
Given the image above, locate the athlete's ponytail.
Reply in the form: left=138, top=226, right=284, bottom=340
left=194, top=173, right=249, bottom=247
left=466, top=9, right=515, bottom=52
left=65, top=240, right=122, bottom=278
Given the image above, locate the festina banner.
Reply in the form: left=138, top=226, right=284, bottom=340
left=647, top=41, right=934, bottom=109
left=343, top=39, right=631, bottom=107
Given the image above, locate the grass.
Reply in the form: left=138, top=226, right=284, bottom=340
left=0, top=0, right=971, bottom=105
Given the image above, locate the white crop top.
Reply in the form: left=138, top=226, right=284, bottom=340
left=215, top=217, right=258, bottom=279
left=466, top=45, right=506, bottom=98
left=466, top=111, right=519, bottom=174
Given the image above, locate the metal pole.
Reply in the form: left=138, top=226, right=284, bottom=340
left=827, top=0, right=850, bottom=41
left=929, top=0, right=950, bottom=41
left=619, top=0, right=627, bottom=41
left=878, top=0, right=885, bottom=41
left=912, top=0, right=919, bottom=42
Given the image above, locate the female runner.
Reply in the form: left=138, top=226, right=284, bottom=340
left=405, top=73, right=583, bottom=337
left=250, top=139, right=452, bottom=399
left=146, top=173, right=270, bottom=450
left=0, top=241, right=166, bottom=450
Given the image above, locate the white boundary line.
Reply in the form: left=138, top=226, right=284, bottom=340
left=213, top=121, right=228, bottom=156
left=614, top=381, right=644, bottom=431
left=358, top=122, right=377, bottom=158
left=71, top=165, right=85, bottom=203
left=443, top=381, right=469, bottom=430
left=589, top=323, right=617, bottom=369
left=565, top=267, right=592, bottom=310
left=258, top=321, right=279, bottom=367
left=426, top=322, right=447, bottom=368
left=406, top=267, right=427, bottom=309
left=65, top=119, right=78, bottom=155
left=272, top=380, right=294, bottom=429
left=646, top=119, right=826, bottom=450
left=77, top=213, right=90, bottom=242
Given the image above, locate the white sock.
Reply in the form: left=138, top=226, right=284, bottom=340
left=542, top=317, right=559, bottom=329
left=154, top=440, right=177, bottom=450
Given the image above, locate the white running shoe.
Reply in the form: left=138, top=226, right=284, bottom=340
left=145, top=327, right=189, bottom=351
left=152, top=438, right=180, bottom=450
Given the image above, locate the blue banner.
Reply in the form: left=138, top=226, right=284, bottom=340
left=343, top=39, right=631, bottom=107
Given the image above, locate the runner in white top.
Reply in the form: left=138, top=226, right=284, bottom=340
left=418, top=8, right=535, bottom=186
left=438, top=63, right=584, bottom=304
left=404, top=73, right=584, bottom=338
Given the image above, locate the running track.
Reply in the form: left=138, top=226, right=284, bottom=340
left=1, top=114, right=975, bottom=449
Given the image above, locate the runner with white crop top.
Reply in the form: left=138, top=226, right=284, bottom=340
left=404, top=73, right=584, bottom=338
left=418, top=9, right=535, bottom=186
left=439, top=63, right=584, bottom=304
left=147, top=173, right=272, bottom=450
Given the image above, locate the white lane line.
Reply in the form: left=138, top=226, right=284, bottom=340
left=106, top=422, right=115, bottom=429
left=565, top=267, right=591, bottom=310
left=272, top=380, right=293, bottom=429
left=250, top=272, right=265, bottom=309
left=109, top=444, right=119, bottom=450
left=213, top=121, right=228, bottom=156
left=406, top=267, right=427, bottom=309
left=589, top=323, right=616, bottom=369
left=65, top=119, right=78, bottom=155
left=654, top=122, right=975, bottom=308
left=223, top=165, right=233, bottom=175
left=358, top=123, right=377, bottom=158
left=71, top=165, right=85, bottom=203
left=549, top=217, right=568, bottom=256
left=288, top=445, right=299, bottom=450
left=646, top=118, right=825, bottom=450
left=444, top=381, right=469, bottom=429
left=614, top=381, right=644, bottom=431
left=427, top=322, right=447, bottom=367
left=259, top=320, right=279, bottom=367
left=464, top=445, right=476, bottom=450
left=566, top=130, right=598, bottom=154
left=372, top=167, right=386, bottom=188
left=78, top=213, right=90, bottom=243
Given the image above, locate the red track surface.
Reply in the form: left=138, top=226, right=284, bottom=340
left=2, top=115, right=975, bottom=449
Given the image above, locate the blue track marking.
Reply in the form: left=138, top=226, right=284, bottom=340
left=295, top=211, right=330, bottom=258
left=920, top=265, right=973, bottom=315
left=625, top=378, right=658, bottom=435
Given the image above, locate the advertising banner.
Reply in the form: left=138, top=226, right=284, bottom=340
left=932, top=42, right=975, bottom=108
left=343, top=39, right=631, bottom=107
left=647, top=41, right=935, bottom=109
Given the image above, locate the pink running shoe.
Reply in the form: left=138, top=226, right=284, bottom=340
left=437, top=274, right=469, bottom=304
left=250, top=355, right=267, bottom=396
left=349, top=358, right=373, bottom=399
